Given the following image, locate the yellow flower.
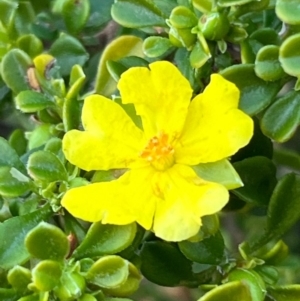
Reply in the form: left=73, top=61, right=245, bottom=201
left=61, top=61, right=253, bottom=241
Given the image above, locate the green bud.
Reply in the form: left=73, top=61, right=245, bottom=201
left=53, top=272, right=86, bottom=300
left=169, top=6, right=198, bottom=29
left=32, top=260, right=62, bottom=291
left=7, top=265, right=31, bottom=292
left=199, top=12, right=230, bottom=41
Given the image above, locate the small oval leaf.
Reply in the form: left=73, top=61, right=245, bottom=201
left=221, top=64, right=281, bottom=115
left=15, top=90, right=53, bottom=113
left=140, top=241, right=195, bottom=287
left=73, top=223, right=136, bottom=259
left=178, top=231, right=225, bottom=265
left=0, top=49, right=32, bottom=94
left=25, top=222, right=70, bottom=260
left=27, top=150, right=68, bottom=182
left=87, top=255, right=129, bottom=288
left=111, top=0, right=166, bottom=28
left=261, top=90, right=300, bottom=142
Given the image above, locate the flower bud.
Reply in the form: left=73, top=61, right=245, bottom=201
left=199, top=12, right=230, bottom=40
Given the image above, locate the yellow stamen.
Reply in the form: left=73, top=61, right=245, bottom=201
left=140, top=133, right=175, bottom=170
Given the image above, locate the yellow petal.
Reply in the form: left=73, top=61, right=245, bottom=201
left=63, top=95, right=146, bottom=171
left=175, top=74, right=253, bottom=165
left=153, top=164, right=229, bottom=241
left=118, top=61, right=192, bottom=140
left=61, top=167, right=158, bottom=230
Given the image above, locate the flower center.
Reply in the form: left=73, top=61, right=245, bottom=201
left=140, top=133, right=175, bottom=171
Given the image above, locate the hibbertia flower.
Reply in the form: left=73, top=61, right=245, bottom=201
left=61, top=61, right=253, bottom=241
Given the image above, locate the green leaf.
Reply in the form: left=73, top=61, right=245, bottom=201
left=273, top=147, right=300, bottom=171
left=31, top=12, right=57, bottom=41
left=49, top=34, right=89, bottom=76
left=190, top=39, right=211, bottom=68
left=218, top=0, right=253, bottom=6
left=53, top=272, right=86, bottom=300
left=0, top=204, right=52, bottom=269
left=95, top=35, right=144, bottom=97
left=0, top=49, right=32, bottom=94
left=16, top=34, right=43, bottom=58
left=220, top=64, right=281, bottom=115
left=63, top=94, right=80, bottom=132
left=266, top=173, right=300, bottom=238
left=192, top=0, right=212, bottom=13
left=193, top=159, right=243, bottom=190
left=32, top=260, right=62, bottom=291
left=87, top=255, right=129, bottom=288
left=103, top=261, right=141, bottom=297
left=66, top=65, right=86, bottom=100
left=72, top=223, right=136, bottom=259
left=227, top=269, right=266, bottom=301
left=27, top=124, right=54, bottom=150
left=178, top=231, right=225, bottom=265
left=15, top=90, right=53, bottom=113
left=233, top=157, right=277, bottom=206
left=111, top=0, right=167, bottom=28
left=0, top=288, right=20, bottom=301
left=0, top=0, right=17, bottom=28
left=198, top=281, right=252, bottom=301
left=267, top=285, right=300, bottom=301
left=8, top=129, right=27, bottom=156
left=25, top=222, right=70, bottom=260
left=250, top=173, right=300, bottom=251
left=106, top=56, right=149, bottom=83
left=10, top=2, right=35, bottom=36
left=85, top=0, right=114, bottom=32
left=255, top=45, right=284, bottom=81
left=276, top=0, right=300, bottom=25
left=0, top=166, right=31, bottom=197
left=279, top=33, right=300, bottom=78
left=174, top=48, right=200, bottom=91
left=79, top=294, right=98, bottom=301
left=153, top=0, right=177, bottom=16
left=261, top=90, right=300, bottom=142
left=62, top=0, right=90, bottom=34
left=0, top=137, right=26, bottom=173
left=27, top=150, right=68, bottom=182
left=143, top=37, right=173, bottom=58
left=140, top=241, right=195, bottom=286
left=232, top=117, right=273, bottom=162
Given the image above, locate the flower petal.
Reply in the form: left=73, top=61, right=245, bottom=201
left=63, top=95, right=146, bottom=171
left=118, top=61, right=193, bottom=140
left=153, top=164, right=229, bottom=241
left=61, top=168, right=158, bottom=230
left=175, top=74, right=253, bottom=165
